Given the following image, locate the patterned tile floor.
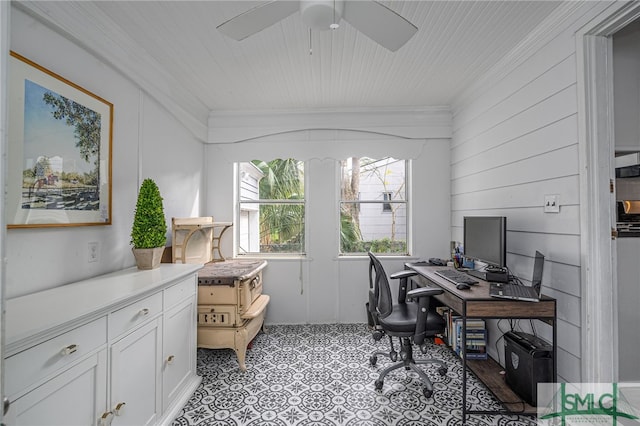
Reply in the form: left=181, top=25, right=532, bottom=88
left=172, top=324, right=536, bottom=426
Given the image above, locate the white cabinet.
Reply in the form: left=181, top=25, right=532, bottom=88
left=4, top=264, right=202, bottom=426
left=162, top=298, right=195, bottom=411
left=4, top=351, right=107, bottom=426
left=110, top=318, right=163, bottom=426
left=614, top=22, right=640, bottom=152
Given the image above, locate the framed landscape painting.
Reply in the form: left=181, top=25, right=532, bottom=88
left=7, top=51, right=112, bottom=228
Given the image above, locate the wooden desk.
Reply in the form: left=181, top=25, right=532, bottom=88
left=406, top=263, right=557, bottom=422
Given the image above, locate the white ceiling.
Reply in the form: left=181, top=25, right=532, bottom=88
left=17, top=1, right=567, bottom=138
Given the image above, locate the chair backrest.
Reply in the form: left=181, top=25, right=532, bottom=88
left=368, top=252, right=393, bottom=319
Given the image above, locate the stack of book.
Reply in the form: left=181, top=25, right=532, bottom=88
left=436, top=307, right=487, bottom=360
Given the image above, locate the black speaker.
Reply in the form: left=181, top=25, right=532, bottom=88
left=504, top=331, right=553, bottom=406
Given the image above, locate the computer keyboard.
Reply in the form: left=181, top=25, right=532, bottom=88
left=434, top=269, right=479, bottom=285
left=501, top=284, right=532, bottom=298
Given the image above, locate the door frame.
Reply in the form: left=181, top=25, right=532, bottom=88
left=1, top=1, right=10, bottom=421
left=576, top=1, right=640, bottom=382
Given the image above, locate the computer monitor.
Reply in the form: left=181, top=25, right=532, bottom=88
left=463, top=216, right=507, bottom=269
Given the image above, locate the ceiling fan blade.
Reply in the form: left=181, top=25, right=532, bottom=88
left=217, top=1, right=299, bottom=41
left=342, top=0, right=418, bottom=52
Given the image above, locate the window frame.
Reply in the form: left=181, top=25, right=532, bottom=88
left=382, top=191, right=393, bottom=212
left=338, top=158, right=411, bottom=257
left=235, top=159, right=307, bottom=258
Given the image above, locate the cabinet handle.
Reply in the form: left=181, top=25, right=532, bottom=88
left=114, top=402, right=126, bottom=416
left=167, top=355, right=175, bottom=365
left=99, top=411, right=113, bottom=426
left=139, top=308, right=150, bottom=316
left=60, top=344, right=78, bottom=356
left=3, top=397, right=10, bottom=416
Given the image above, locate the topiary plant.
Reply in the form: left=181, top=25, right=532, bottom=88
left=130, top=178, right=167, bottom=249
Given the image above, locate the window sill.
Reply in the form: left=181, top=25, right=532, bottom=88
left=337, top=255, right=419, bottom=261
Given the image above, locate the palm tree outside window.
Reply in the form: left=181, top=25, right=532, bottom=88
left=236, top=159, right=305, bottom=256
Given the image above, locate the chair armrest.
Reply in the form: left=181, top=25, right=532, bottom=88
left=406, top=287, right=443, bottom=299
left=389, top=270, right=418, bottom=280
left=410, top=287, right=445, bottom=346
left=390, top=270, right=418, bottom=304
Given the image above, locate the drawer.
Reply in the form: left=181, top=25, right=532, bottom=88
left=198, top=272, right=262, bottom=312
left=109, top=292, right=162, bottom=339
left=198, top=285, right=236, bottom=306
left=5, top=316, right=107, bottom=398
left=164, top=276, right=196, bottom=308
left=197, top=304, right=240, bottom=327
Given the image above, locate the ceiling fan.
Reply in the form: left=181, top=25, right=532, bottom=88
left=217, top=0, right=418, bottom=52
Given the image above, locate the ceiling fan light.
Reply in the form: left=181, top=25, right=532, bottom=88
left=300, top=0, right=344, bottom=31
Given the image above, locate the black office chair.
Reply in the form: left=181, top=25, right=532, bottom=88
left=367, top=252, right=448, bottom=398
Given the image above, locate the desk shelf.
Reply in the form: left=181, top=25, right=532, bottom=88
left=467, top=358, right=536, bottom=415
left=172, top=217, right=233, bottom=263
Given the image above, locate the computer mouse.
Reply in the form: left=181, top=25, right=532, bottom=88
left=456, top=283, right=471, bottom=290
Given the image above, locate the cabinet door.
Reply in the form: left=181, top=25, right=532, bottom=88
left=5, top=351, right=107, bottom=426
left=162, top=298, right=195, bottom=411
left=110, top=318, right=162, bottom=426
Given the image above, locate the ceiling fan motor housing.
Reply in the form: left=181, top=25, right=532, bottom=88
left=300, top=0, right=345, bottom=30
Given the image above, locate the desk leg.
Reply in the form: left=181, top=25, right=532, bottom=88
left=553, top=309, right=557, bottom=382
left=461, top=309, right=468, bottom=423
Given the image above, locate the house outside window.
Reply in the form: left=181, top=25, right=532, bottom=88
left=237, top=159, right=305, bottom=256
left=340, top=157, right=409, bottom=255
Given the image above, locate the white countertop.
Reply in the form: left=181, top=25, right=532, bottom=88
left=5, top=264, right=202, bottom=354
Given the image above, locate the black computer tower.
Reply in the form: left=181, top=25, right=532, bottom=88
left=504, top=331, right=553, bottom=406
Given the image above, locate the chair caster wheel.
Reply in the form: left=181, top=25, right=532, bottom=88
left=372, top=330, right=384, bottom=341
left=420, top=343, right=428, bottom=354
left=423, top=388, right=433, bottom=399
left=400, top=351, right=408, bottom=361
left=390, top=351, right=398, bottom=362
left=438, top=367, right=448, bottom=376
left=375, top=380, right=384, bottom=391
left=370, top=355, right=378, bottom=366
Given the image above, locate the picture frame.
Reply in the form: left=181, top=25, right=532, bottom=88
left=7, top=51, right=113, bottom=228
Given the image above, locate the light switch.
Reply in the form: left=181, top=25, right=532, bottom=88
left=544, top=194, right=560, bottom=213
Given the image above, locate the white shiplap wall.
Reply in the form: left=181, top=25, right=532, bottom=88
left=450, top=2, right=618, bottom=383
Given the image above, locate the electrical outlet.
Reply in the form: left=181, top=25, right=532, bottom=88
left=544, top=194, right=560, bottom=213
left=88, top=242, right=100, bottom=263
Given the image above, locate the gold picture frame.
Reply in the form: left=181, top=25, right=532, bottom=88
left=7, top=51, right=113, bottom=228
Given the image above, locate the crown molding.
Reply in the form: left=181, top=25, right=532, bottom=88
left=14, top=1, right=209, bottom=142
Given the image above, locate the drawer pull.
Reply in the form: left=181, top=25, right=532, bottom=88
left=99, top=411, right=113, bottom=426
left=61, top=344, right=78, bottom=356
left=167, top=355, right=175, bottom=365
left=114, top=402, right=126, bottom=416
left=139, top=308, right=150, bottom=316
left=250, top=276, right=259, bottom=289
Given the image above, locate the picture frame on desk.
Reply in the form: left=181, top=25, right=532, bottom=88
left=7, top=51, right=113, bottom=228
